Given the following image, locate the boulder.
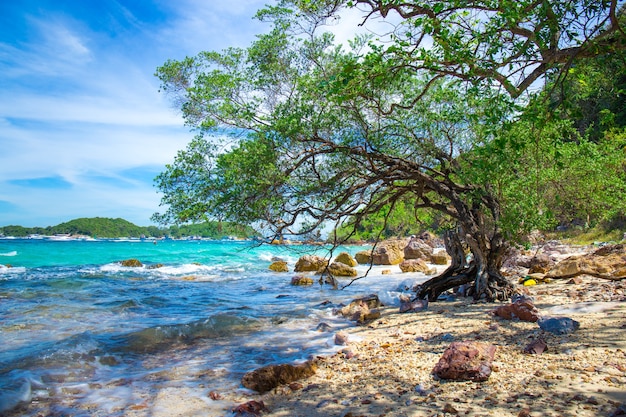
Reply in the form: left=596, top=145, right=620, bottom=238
left=120, top=259, right=142, bottom=267
left=290, top=276, right=314, bottom=286
left=404, top=239, right=433, bottom=261
left=491, top=299, right=541, bottom=322
left=371, top=240, right=405, bottom=265
left=325, top=262, right=357, bottom=277
left=269, top=261, right=289, bottom=272
left=339, top=294, right=382, bottom=324
left=355, top=250, right=373, bottom=265
left=432, top=341, right=497, bottom=382
left=333, top=252, right=357, bottom=267
left=241, top=361, right=317, bottom=393
left=537, top=316, right=580, bottom=334
left=528, top=253, right=554, bottom=274
left=294, top=255, right=328, bottom=272
left=399, top=259, right=430, bottom=273
left=545, top=244, right=626, bottom=280
left=431, top=251, right=451, bottom=265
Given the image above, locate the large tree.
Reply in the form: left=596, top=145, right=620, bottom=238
left=154, top=0, right=625, bottom=301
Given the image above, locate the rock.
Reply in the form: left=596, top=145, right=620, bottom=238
left=567, top=277, right=584, bottom=284
left=294, top=255, right=328, bottom=272
left=404, top=239, right=433, bottom=261
left=334, top=331, right=349, bottom=345
left=523, top=338, right=548, bottom=354
left=339, top=294, right=382, bottom=323
left=290, top=276, right=314, bottom=286
left=443, top=403, right=459, bottom=414
left=333, top=252, right=357, bottom=267
left=431, top=251, right=451, bottom=265
left=119, top=259, right=142, bottom=267
left=241, top=361, right=317, bottom=393
left=492, top=299, right=541, bottom=322
left=546, top=244, right=626, bottom=280
left=432, top=341, right=497, bottom=382
left=399, top=298, right=428, bottom=313
left=269, top=261, right=289, bottom=272
left=231, top=400, right=268, bottom=416
left=399, top=259, right=430, bottom=273
left=371, top=240, right=405, bottom=265
left=325, top=262, right=357, bottom=277
left=355, top=250, right=373, bottom=265
left=537, top=316, right=580, bottom=334
left=528, top=253, right=554, bottom=274
left=315, top=322, right=332, bottom=332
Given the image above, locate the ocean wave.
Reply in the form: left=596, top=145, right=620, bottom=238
left=0, top=250, right=17, bottom=257
left=0, top=265, right=26, bottom=275
left=111, top=314, right=263, bottom=353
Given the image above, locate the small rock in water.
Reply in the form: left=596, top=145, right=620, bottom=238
left=315, top=322, right=332, bottom=332
left=334, top=331, right=349, bottom=345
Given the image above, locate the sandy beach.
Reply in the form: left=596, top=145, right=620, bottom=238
left=260, top=277, right=625, bottom=417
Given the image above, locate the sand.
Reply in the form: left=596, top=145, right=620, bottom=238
left=261, top=277, right=626, bottom=417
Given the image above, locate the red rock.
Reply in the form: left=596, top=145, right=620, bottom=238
left=492, top=300, right=540, bottom=322
left=432, top=341, right=497, bottom=382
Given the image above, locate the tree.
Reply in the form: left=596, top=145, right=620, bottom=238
left=154, top=1, right=625, bottom=301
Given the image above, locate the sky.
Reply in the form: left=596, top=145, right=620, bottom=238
left=0, top=0, right=394, bottom=228
left=0, top=0, right=273, bottom=227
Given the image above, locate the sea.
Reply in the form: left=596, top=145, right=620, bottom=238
left=0, top=238, right=430, bottom=416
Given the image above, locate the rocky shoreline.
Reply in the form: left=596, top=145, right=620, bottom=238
left=241, top=242, right=626, bottom=417
left=261, top=276, right=625, bottom=417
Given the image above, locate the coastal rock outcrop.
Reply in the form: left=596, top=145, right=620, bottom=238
left=432, top=341, right=497, bottom=382
left=355, top=250, right=373, bottom=265
left=119, top=259, right=143, bottom=267
left=371, top=240, right=405, bottom=265
left=333, top=252, right=357, bottom=267
left=430, top=250, right=451, bottom=265
left=399, top=259, right=432, bottom=274
left=325, top=262, right=357, bottom=277
left=545, top=244, right=626, bottom=280
left=269, top=261, right=289, bottom=272
left=404, top=239, right=433, bottom=261
left=241, top=361, right=317, bottom=393
left=294, top=255, right=328, bottom=272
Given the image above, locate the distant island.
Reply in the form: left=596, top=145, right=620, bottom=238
left=0, top=217, right=259, bottom=239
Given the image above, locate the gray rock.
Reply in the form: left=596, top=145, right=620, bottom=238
left=537, top=316, right=580, bottom=334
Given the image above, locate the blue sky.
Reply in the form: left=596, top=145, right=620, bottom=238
left=0, top=0, right=269, bottom=227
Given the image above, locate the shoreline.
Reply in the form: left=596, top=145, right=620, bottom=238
left=261, top=277, right=625, bottom=417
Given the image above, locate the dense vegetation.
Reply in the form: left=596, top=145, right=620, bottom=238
left=154, top=0, right=625, bottom=300
left=0, top=217, right=258, bottom=239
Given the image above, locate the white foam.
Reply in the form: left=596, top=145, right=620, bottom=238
left=0, top=378, right=31, bottom=413
left=0, top=250, right=17, bottom=257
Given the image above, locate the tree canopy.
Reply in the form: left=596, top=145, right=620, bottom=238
left=154, top=0, right=626, bottom=300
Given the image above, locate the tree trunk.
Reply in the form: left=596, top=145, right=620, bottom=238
left=416, top=227, right=515, bottom=302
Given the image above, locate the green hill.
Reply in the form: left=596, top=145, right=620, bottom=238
left=0, top=217, right=258, bottom=239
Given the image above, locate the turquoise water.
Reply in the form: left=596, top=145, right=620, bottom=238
left=0, top=239, right=426, bottom=416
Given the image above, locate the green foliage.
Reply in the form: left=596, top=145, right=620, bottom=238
left=153, top=0, right=625, bottom=251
